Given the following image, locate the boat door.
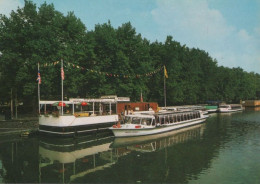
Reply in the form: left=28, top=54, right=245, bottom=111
left=125, top=105, right=131, bottom=115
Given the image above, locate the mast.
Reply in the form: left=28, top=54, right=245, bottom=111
left=164, top=74, right=166, bottom=107
left=10, top=88, right=13, bottom=119
left=38, top=62, right=41, bottom=115
left=140, top=89, right=143, bottom=102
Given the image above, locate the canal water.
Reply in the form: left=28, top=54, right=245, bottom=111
left=0, top=110, right=260, bottom=183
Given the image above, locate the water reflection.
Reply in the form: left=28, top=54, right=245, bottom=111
left=108, top=124, right=209, bottom=183
left=39, top=133, right=114, bottom=183
left=111, top=124, right=205, bottom=150
left=1, top=111, right=259, bottom=183
left=0, top=138, right=39, bottom=183
left=38, top=124, right=207, bottom=183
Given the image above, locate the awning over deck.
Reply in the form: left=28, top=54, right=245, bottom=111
left=40, top=96, right=130, bottom=105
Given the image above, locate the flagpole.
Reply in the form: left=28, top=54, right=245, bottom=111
left=61, top=59, right=64, bottom=116
left=164, top=65, right=167, bottom=107
left=164, top=72, right=166, bottom=107
left=140, top=89, right=143, bottom=102
left=38, top=62, right=41, bottom=115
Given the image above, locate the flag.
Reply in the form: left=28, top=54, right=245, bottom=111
left=61, top=67, right=64, bottom=80
left=37, top=70, right=41, bottom=84
left=164, top=65, right=168, bottom=78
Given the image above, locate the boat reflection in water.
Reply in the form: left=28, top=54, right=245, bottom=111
left=39, top=124, right=205, bottom=183
left=111, top=123, right=205, bottom=152
left=39, top=133, right=115, bottom=183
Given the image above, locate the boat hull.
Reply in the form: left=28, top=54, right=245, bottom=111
left=217, top=104, right=243, bottom=113
left=217, top=109, right=243, bottom=113
left=207, top=109, right=218, bottom=113
left=39, top=115, right=118, bottom=137
left=110, top=117, right=207, bottom=137
left=111, top=124, right=205, bottom=148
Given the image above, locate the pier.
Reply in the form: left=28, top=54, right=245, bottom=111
left=244, top=100, right=260, bottom=107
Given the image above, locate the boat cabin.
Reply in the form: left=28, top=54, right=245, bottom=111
left=156, top=111, right=201, bottom=125
left=117, top=102, right=158, bottom=115
left=122, top=111, right=202, bottom=127
left=124, top=114, right=156, bottom=126
left=218, top=104, right=242, bottom=110
left=40, top=96, right=130, bottom=117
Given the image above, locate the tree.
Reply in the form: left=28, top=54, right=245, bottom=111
left=1, top=0, right=259, bottom=112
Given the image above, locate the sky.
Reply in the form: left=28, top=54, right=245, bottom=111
left=1, top=0, right=260, bottom=74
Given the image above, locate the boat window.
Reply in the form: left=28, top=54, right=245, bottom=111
left=141, top=118, right=152, bottom=126
left=173, top=115, right=176, bottom=122
left=169, top=115, right=173, bottom=123
left=152, top=119, right=155, bottom=126
left=196, top=112, right=200, bottom=118
left=184, top=114, right=187, bottom=120
left=155, top=116, right=159, bottom=124
left=160, top=116, right=165, bottom=124
left=132, top=117, right=141, bottom=124
left=189, top=113, right=192, bottom=120
left=219, top=105, right=229, bottom=108
left=165, top=116, right=169, bottom=124
left=231, top=105, right=241, bottom=110
left=124, top=116, right=132, bottom=124
left=177, top=115, right=181, bottom=122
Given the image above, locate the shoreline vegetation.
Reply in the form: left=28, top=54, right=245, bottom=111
left=1, top=0, right=260, bottom=115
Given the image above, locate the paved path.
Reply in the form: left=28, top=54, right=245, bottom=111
left=0, top=118, right=38, bottom=135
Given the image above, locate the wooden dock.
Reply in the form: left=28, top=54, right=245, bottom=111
left=244, top=100, right=260, bottom=107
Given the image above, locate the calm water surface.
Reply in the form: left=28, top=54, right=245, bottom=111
left=0, top=110, right=260, bottom=183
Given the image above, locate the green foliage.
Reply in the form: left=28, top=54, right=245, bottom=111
left=0, top=0, right=260, bottom=110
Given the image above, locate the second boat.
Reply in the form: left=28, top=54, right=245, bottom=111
left=110, top=110, right=207, bottom=137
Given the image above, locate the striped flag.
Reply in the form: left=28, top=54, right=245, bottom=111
left=37, top=70, right=41, bottom=84
left=61, top=67, right=64, bottom=80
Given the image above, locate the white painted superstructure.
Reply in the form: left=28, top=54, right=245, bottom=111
left=217, top=104, right=243, bottom=113
left=110, top=110, right=207, bottom=137
left=39, top=96, right=128, bottom=137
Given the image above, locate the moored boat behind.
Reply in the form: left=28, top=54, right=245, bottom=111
left=217, top=104, right=243, bottom=113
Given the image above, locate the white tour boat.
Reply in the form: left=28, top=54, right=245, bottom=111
left=110, top=110, right=207, bottom=137
left=217, top=104, right=243, bottom=113
left=39, top=96, right=129, bottom=137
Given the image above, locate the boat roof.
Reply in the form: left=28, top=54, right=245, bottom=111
left=161, top=105, right=204, bottom=111
left=40, top=97, right=130, bottom=105
left=126, top=110, right=200, bottom=118
left=156, top=109, right=200, bottom=115
left=125, top=114, right=155, bottom=118
left=219, top=104, right=242, bottom=106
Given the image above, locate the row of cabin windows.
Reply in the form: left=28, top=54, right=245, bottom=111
left=157, top=112, right=201, bottom=124
left=125, top=112, right=201, bottom=126
left=127, top=117, right=156, bottom=126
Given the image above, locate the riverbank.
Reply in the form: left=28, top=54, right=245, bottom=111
left=0, top=116, right=38, bottom=137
